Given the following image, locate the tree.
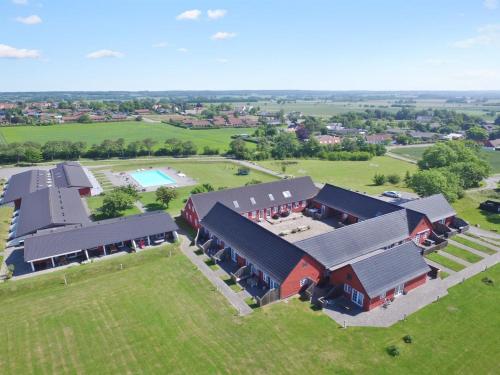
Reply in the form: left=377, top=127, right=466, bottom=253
left=99, top=190, right=134, bottom=218
left=24, top=147, right=43, bottom=164
left=115, top=184, right=139, bottom=200
left=142, top=138, right=157, bottom=156
left=494, top=115, right=500, bottom=125
left=408, top=169, right=463, bottom=202
left=42, top=141, right=62, bottom=160
left=229, top=138, right=249, bottom=159
left=466, top=126, right=488, bottom=141
left=372, top=173, right=386, bottom=185
left=181, top=141, right=197, bottom=156
left=77, top=114, right=92, bottom=123
left=418, top=142, right=458, bottom=169
left=271, top=132, right=299, bottom=159
left=448, top=161, right=489, bottom=189
left=387, top=174, right=401, bottom=185
left=301, top=137, right=321, bottom=157
left=191, top=184, right=215, bottom=194
left=156, top=186, right=178, bottom=208
left=127, top=141, right=142, bottom=157
left=101, top=139, right=116, bottom=159
left=71, top=141, right=87, bottom=159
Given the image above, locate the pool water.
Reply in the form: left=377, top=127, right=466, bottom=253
left=130, top=170, right=176, bottom=187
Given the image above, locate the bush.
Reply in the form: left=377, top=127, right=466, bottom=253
left=387, top=345, right=400, bottom=357
left=373, top=173, right=386, bottom=186
left=403, top=335, right=413, bottom=344
left=386, top=174, right=401, bottom=184
left=481, top=277, right=494, bottom=286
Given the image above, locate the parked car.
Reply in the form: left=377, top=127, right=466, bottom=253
left=382, top=191, right=402, bottom=198
left=479, top=200, right=500, bottom=213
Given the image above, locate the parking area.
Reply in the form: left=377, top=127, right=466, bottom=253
left=258, top=212, right=341, bottom=243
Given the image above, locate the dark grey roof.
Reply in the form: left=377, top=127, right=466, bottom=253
left=191, top=176, right=318, bottom=220
left=201, top=203, right=307, bottom=283
left=24, top=211, right=178, bottom=262
left=314, top=184, right=402, bottom=220
left=15, top=187, right=90, bottom=237
left=295, top=210, right=421, bottom=269
left=351, top=241, right=430, bottom=298
left=400, top=194, right=456, bottom=223
left=51, top=162, right=92, bottom=189
left=2, top=169, right=50, bottom=203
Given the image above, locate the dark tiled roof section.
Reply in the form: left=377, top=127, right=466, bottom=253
left=200, top=203, right=307, bottom=283
left=351, top=241, right=430, bottom=298
left=2, top=170, right=50, bottom=203
left=191, top=176, right=318, bottom=220
left=51, top=161, right=92, bottom=189
left=400, top=194, right=456, bottom=223
left=23, top=211, right=178, bottom=262
left=16, top=187, right=90, bottom=237
left=314, top=184, right=402, bottom=220
left=294, top=210, right=415, bottom=269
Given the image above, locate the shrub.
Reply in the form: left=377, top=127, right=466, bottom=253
left=387, top=345, right=400, bottom=357
left=403, top=335, right=413, bottom=344
left=373, top=173, right=386, bottom=186
left=481, top=277, right=494, bottom=286
left=387, top=174, right=401, bottom=184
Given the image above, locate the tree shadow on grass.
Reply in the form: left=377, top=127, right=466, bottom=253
left=145, top=203, right=166, bottom=212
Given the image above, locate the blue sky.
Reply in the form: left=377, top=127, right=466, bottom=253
left=1, top=0, right=499, bottom=91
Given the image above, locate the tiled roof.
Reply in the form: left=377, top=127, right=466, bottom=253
left=400, top=194, right=456, bottom=223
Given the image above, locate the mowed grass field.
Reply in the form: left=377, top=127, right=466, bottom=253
left=452, top=190, right=500, bottom=232
left=0, top=245, right=499, bottom=374
left=0, top=121, right=255, bottom=151
left=258, top=157, right=417, bottom=194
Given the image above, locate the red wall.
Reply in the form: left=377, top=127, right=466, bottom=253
left=281, top=255, right=324, bottom=299
left=78, top=187, right=91, bottom=197
left=330, top=264, right=428, bottom=311
left=409, top=217, right=433, bottom=244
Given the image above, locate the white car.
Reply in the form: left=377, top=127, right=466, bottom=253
left=382, top=191, right=402, bottom=198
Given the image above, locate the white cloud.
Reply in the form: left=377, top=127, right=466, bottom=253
left=457, top=68, right=500, bottom=80
left=484, top=0, right=498, bottom=9
left=452, top=24, right=500, bottom=48
left=207, top=9, right=227, bottom=20
left=152, top=42, right=168, bottom=48
left=211, top=31, right=237, bottom=40
left=12, top=0, right=28, bottom=5
left=86, top=49, right=124, bottom=59
left=0, top=44, right=39, bottom=59
left=423, top=58, right=455, bottom=66
left=215, top=58, right=228, bottom=63
left=177, top=47, right=188, bottom=53
left=176, top=9, right=201, bottom=20
left=15, top=15, right=42, bottom=25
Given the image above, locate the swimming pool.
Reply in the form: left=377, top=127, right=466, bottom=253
left=130, top=170, right=176, bottom=187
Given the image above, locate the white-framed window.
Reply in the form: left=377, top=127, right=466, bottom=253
left=263, top=272, right=270, bottom=284
left=270, top=279, right=279, bottom=289
left=344, top=283, right=352, bottom=294
left=293, top=202, right=299, bottom=208
left=233, top=200, right=240, bottom=208
left=282, top=190, right=292, bottom=198
left=268, top=193, right=275, bottom=201
left=351, top=288, right=364, bottom=307
left=439, top=218, right=445, bottom=224
left=273, top=206, right=278, bottom=213
left=250, top=197, right=256, bottom=205
left=252, top=211, right=257, bottom=217
left=230, top=249, right=237, bottom=262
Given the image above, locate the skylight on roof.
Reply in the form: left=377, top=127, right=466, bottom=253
left=282, top=190, right=292, bottom=198
left=250, top=197, right=256, bottom=205
left=268, top=193, right=275, bottom=201
left=233, top=200, right=240, bottom=208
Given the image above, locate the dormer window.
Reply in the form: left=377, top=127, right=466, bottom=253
left=233, top=200, right=239, bottom=208
left=282, top=190, right=291, bottom=198
left=268, top=194, right=275, bottom=201
left=250, top=197, right=256, bottom=205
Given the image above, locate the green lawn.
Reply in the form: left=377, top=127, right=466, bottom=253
left=0, top=244, right=499, bottom=373
left=481, top=149, right=500, bottom=174
left=425, top=252, right=466, bottom=272
left=452, top=190, right=500, bottom=232
left=442, top=245, right=483, bottom=263
left=258, top=157, right=417, bottom=194
left=0, top=121, right=255, bottom=152
left=452, top=236, right=497, bottom=255
left=85, top=195, right=142, bottom=219
left=0, top=205, right=13, bottom=252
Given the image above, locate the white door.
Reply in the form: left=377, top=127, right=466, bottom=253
left=395, top=284, right=404, bottom=297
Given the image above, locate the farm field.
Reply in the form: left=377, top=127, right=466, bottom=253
left=0, top=121, right=255, bottom=152
left=257, top=157, right=417, bottom=194
left=0, top=244, right=499, bottom=374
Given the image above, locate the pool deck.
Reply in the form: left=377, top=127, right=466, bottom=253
left=104, top=166, right=197, bottom=192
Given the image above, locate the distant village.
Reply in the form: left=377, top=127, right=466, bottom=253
left=0, top=99, right=499, bottom=150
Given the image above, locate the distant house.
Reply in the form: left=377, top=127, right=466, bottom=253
left=0, top=102, right=16, bottom=110
left=183, top=118, right=212, bottom=128
left=440, top=133, right=464, bottom=141
left=416, top=115, right=433, bottom=123
left=315, top=135, right=342, bottom=145
left=365, top=134, right=392, bottom=144
left=134, top=109, right=150, bottom=115
left=408, top=131, right=439, bottom=141
left=212, top=117, right=227, bottom=127
left=484, top=139, right=500, bottom=150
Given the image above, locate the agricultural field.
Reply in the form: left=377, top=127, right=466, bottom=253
left=0, top=244, right=498, bottom=374
left=0, top=121, right=255, bottom=152
left=258, top=157, right=417, bottom=194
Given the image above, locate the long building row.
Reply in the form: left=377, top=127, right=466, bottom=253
left=182, top=177, right=467, bottom=311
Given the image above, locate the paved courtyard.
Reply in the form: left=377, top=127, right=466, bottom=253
left=258, top=212, right=340, bottom=243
